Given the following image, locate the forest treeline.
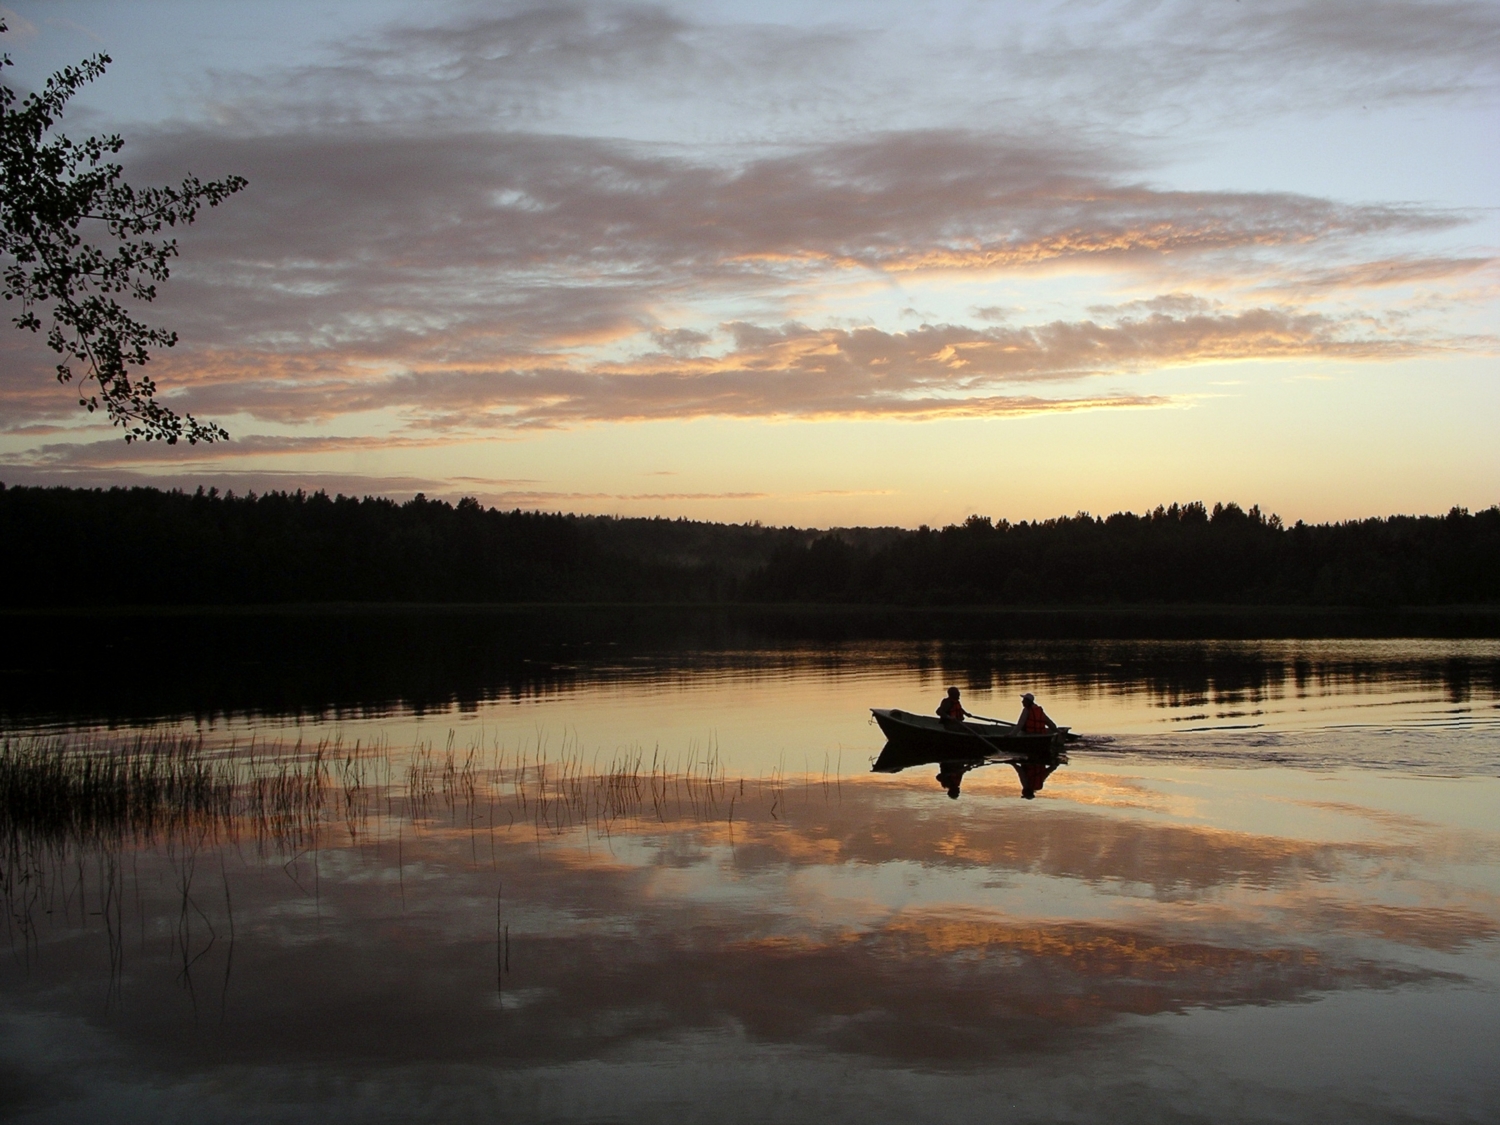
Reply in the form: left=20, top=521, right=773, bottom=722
left=2, top=483, right=1497, bottom=608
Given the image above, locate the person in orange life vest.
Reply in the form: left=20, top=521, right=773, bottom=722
left=935, top=761, right=972, bottom=799
left=1010, top=756, right=1059, bottom=799
left=936, top=686, right=971, bottom=723
left=1014, top=692, right=1057, bottom=735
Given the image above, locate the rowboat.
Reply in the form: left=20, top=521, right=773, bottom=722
left=870, top=707, right=1066, bottom=763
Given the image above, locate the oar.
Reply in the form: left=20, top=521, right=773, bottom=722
left=958, top=720, right=1013, bottom=757
left=968, top=715, right=1080, bottom=748
left=964, top=712, right=1015, bottom=728
left=971, top=709, right=1081, bottom=743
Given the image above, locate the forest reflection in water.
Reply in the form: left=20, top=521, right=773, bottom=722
left=3, top=613, right=1499, bottom=786
left=1, top=722, right=1497, bottom=1123
left=3, top=607, right=1498, bottom=734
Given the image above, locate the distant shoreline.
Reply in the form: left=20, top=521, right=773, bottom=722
left=6, top=486, right=1497, bottom=610
left=6, top=601, right=1499, bottom=637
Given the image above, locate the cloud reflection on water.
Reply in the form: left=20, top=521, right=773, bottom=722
left=2, top=759, right=1492, bottom=1090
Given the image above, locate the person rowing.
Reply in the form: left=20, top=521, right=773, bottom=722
left=935, top=686, right=1016, bottom=760
left=936, top=686, right=971, bottom=724
left=1014, top=692, right=1058, bottom=736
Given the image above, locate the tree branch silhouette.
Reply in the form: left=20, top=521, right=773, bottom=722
left=0, top=20, right=246, bottom=443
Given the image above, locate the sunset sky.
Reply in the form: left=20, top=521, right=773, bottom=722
left=1, top=0, right=1495, bottom=527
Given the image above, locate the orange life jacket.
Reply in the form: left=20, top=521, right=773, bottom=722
left=937, top=697, right=964, bottom=720
left=1022, top=704, right=1050, bottom=733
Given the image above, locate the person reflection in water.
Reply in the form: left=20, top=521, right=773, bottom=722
left=1010, top=756, right=1059, bottom=799
left=935, top=761, right=972, bottom=799
left=936, top=686, right=971, bottom=723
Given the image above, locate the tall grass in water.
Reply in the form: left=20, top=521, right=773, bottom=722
left=0, top=731, right=346, bottom=851
left=0, top=732, right=346, bottom=975
left=403, top=731, right=738, bottom=836
left=0, top=727, right=823, bottom=982
left=0, top=726, right=822, bottom=1002
left=0, top=732, right=234, bottom=847
left=3, top=727, right=822, bottom=854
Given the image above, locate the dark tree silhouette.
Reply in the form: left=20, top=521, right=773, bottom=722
left=0, top=20, right=246, bottom=443
left=0, top=483, right=1496, bottom=610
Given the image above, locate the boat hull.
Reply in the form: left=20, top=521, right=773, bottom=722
left=870, top=708, right=1063, bottom=764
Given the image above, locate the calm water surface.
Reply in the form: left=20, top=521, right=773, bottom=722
left=2, top=622, right=1497, bottom=1123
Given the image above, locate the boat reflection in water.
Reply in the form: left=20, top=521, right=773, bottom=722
left=870, top=732, right=1068, bottom=804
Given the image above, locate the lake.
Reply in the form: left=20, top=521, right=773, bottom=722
left=1, top=610, right=1497, bottom=1123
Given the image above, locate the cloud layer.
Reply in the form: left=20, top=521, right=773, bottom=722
left=0, top=0, right=1494, bottom=503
